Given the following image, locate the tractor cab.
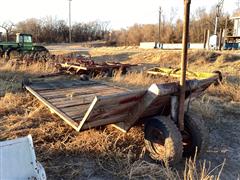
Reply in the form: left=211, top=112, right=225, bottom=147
left=16, top=33, right=33, bottom=50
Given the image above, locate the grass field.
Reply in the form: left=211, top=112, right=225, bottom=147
left=0, top=47, right=239, bottom=179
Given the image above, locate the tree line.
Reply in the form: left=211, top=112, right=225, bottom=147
left=0, top=7, right=236, bottom=45
left=110, top=7, right=233, bottom=46
left=0, top=17, right=110, bottom=43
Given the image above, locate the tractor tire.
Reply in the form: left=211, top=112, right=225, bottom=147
left=144, top=116, right=183, bottom=165
left=0, top=49, right=3, bottom=58
left=33, top=52, right=40, bottom=61
left=4, top=51, right=10, bottom=61
left=9, top=50, right=20, bottom=60
left=39, top=50, right=50, bottom=61
left=182, top=112, right=209, bottom=158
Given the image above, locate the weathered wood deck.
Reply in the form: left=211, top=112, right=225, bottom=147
left=25, top=80, right=148, bottom=131
left=25, top=74, right=218, bottom=132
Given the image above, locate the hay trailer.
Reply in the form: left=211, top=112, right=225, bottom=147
left=23, top=69, right=221, bottom=164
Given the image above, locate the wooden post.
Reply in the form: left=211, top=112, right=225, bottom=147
left=203, top=29, right=208, bottom=49
left=206, top=29, right=210, bottom=50
left=218, top=28, right=223, bottom=51
left=158, top=7, right=162, bottom=48
left=178, top=0, right=191, bottom=131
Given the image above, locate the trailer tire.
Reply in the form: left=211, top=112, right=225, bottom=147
left=182, top=113, right=209, bottom=158
left=144, top=116, right=183, bottom=165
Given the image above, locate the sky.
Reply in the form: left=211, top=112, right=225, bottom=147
left=0, top=0, right=237, bottom=30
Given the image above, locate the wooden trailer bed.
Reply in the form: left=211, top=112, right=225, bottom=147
left=24, top=72, right=219, bottom=132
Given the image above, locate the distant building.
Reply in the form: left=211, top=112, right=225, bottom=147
left=231, top=16, right=240, bottom=37
left=224, top=16, right=240, bottom=49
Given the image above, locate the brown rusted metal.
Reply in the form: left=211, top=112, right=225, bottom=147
left=56, top=61, right=137, bottom=76
left=178, top=0, right=191, bottom=131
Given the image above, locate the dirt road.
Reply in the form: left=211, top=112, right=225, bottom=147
left=198, top=98, right=240, bottom=179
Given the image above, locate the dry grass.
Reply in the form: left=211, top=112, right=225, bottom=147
left=110, top=71, right=178, bottom=89
left=1, top=48, right=238, bottom=179
left=0, top=60, right=56, bottom=95
left=207, top=80, right=240, bottom=102
left=0, top=92, right=225, bottom=179
left=183, top=156, right=225, bottom=180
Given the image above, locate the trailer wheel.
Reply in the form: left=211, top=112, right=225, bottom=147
left=182, top=113, right=209, bottom=157
left=144, top=116, right=183, bottom=165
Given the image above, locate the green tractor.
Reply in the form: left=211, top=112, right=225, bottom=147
left=0, top=33, right=49, bottom=60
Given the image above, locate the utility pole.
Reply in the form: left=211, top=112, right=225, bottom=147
left=68, top=0, right=72, bottom=43
left=158, top=6, right=162, bottom=48
left=214, top=0, right=224, bottom=35
left=178, top=0, right=191, bottom=131
left=236, top=0, right=240, bottom=9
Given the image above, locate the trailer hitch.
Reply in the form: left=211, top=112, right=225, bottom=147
left=212, top=70, right=223, bottom=86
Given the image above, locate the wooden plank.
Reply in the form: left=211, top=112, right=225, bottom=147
left=70, top=114, right=85, bottom=121
left=62, top=108, right=89, bottom=118
left=112, top=83, right=178, bottom=132
left=87, top=101, right=137, bottom=121
left=38, top=85, right=124, bottom=98
left=31, top=80, right=98, bottom=91
left=56, top=101, right=91, bottom=109
left=48, top=88, right=125, bottom=103
left=83, top=91, right=146, bottom=130
left=77, top=97, right=98, bottom=131
left=95, top=90, right=146, bottom=106
left=25, top=85, right=80, bottom=131
left=81, top=114, right=128, bottom=130
left=61, top=104, right=90, bottom=114
left=76, top=91, right=146, bottom=132
left=38, top=84, right=108, bottom=96
left=51, top=96, right=95, bottom=107
left=49, top=93, right=95, bottom=103
left=51, top=87, right=130, bottom=108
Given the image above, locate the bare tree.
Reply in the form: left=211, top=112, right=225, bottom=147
left=0, top=21, right=15, bottom=41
